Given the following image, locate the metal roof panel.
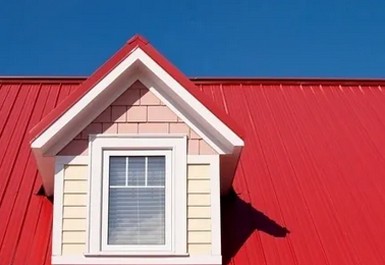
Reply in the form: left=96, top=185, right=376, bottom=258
left=1, top=78, right=385, bottom=265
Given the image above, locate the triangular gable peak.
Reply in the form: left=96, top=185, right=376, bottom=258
left=30, top=35, right=244, bottom=196
left=58, top=81, right=217, bottom=157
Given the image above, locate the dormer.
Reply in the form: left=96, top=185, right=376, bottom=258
left=29, top=35, right=244, bottom=265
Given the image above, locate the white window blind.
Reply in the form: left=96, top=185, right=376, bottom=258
left=108, top=156, right=166, bottom=245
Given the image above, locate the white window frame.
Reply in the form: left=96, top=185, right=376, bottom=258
left=102, top=150, right=172, bottom=252
left=88, top=135, right=187, bottom=256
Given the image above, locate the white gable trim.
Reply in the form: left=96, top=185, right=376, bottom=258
left=31, top=47, right=244, bottom=196
left=31, top=47, right=243, bottom=155
left=31, top=49, right=142, bottom=154
left=133, top=49, right=243, bottom=153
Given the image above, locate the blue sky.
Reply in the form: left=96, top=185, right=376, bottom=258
left=0, top=1, right=384, bottom=78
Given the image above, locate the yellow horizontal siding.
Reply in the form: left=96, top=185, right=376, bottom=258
left=188, top=194, right=211, bottom=206
left=62, top=244, right=86, bottom=255
left=188, top=180, right=211, bottom=193
left=62, top=219, right=87, bottom=231
left=61, top=165, right=88, bottom=255
left=62, top=231, right=87, bottom=244
left=187, top=165, right=209, bottom=179
left=188, top=219, right=211, bottom=231
left=188, top=243, right=212, bottom=254
left=64, top=165, right=87, bottom=180
left=188, top=206, right=211, bottom=218
left=63, top=180, right=88, bottom=194
left=63, top=194, right=87, bottom=206
left=63, top=206, right=87, bottom=219
left=186, top=164, right=212, bottom=255
left=188, top=231, right=211, bottom=244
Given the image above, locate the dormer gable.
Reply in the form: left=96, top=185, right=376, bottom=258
left=29, top=35, right=244, bottom=265
left=30, top=34, right=244, bottom=197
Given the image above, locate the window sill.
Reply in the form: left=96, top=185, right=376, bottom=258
left=52, top=255, right=222, bottom=265
left=83, top=252, right=189, bottom=258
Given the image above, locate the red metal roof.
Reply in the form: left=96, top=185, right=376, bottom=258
left=2, top=78, right=385, bottom=265
left=0, top=80, right=82, bottom=265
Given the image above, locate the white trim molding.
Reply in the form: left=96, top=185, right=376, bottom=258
left=88, top=135, right=187, bottom=256
left=101, top=149, right=172, bottom=252
left=52, top=255, right=222, bottom=265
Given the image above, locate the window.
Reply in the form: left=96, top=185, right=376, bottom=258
left=88, top=135, right=187, bottom=255
left=108, top=156, right=165, bottom=245
left=102, top=150, right=172, bottom=251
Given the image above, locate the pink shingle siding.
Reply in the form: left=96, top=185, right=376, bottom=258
left=58, top=81, right=217, bottom=155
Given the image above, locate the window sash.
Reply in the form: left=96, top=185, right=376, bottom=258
left=108, top=156, right=166, bottom=245
left=101, top=150, right=172, bottom=252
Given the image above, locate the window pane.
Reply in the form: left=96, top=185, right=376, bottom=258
left=147, top=156, right=165, bottom=186
left=127, top=157, right=145, bottom=186
left=109, top=157, right=126, bottom=186
left=108, top=188, right=165, bottom=245
left=107, top=155, right=166, bottom=246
